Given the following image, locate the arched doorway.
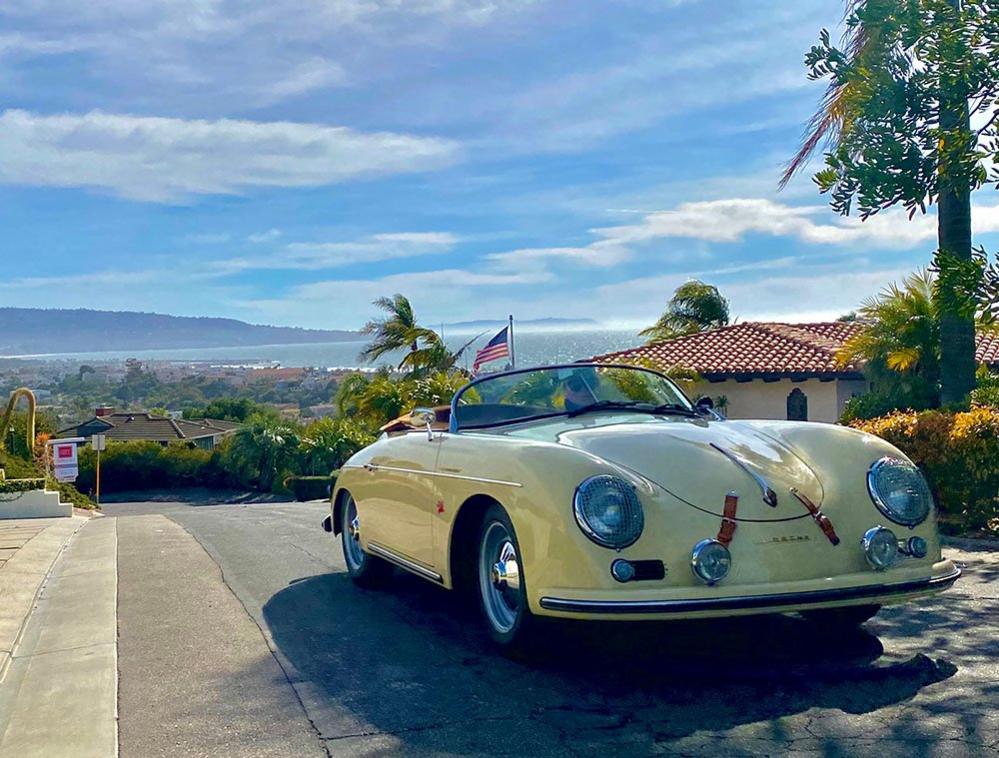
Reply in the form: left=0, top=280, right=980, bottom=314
left=786, top=387, right=808, bottom=421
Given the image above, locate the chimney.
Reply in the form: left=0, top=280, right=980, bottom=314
left=95, top=405, right=114, bottom=417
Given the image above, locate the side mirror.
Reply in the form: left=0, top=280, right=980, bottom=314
left=695, top=396, right=715, bottom=415
left=408, top=407, right=437, bottom=440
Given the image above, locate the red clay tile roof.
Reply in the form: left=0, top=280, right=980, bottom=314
left=978, top=331, right=999, bottom=367
left=591, top=322, right=865, bottom=379
left=591, top=321, right=999, bottom=378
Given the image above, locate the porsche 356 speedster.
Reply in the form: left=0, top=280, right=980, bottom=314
left=323, top=363, right=960, bottom=650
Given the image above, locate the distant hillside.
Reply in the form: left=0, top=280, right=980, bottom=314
left=0, top=308, right=360, bottom=355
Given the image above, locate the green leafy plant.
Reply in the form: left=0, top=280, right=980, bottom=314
left=639, top=280, right=729, bottom=344
left=784, top=0, right=999, bottom=404
left=853, top=408, right=999, bottom=534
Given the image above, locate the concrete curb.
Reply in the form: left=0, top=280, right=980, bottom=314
left=0, top=517, right=87, bottom=683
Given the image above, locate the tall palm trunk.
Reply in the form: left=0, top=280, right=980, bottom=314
left=937, top=0, right=977, bottom=404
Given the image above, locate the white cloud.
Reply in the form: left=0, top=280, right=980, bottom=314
left=0, top=110, right=458, bottom=202
left=238, top=265, right=551, bottom=327
left=247, top=229, right=282, bottom=244
left=593, top=198, right=999, bottom=250
left=0, top=269, right=162, bottom=290
left=184, top=232, right=233, bottom=244
left=216, top=231, right=459, bottom=272
left=487, top=242, right=630, bottom=268
left=254, top=57, right=347, bottom=105
left=0, top=1, right=539, bottom=106
left=575, top=266, right=910, bottom=327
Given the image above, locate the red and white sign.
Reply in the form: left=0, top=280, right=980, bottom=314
left=48, top=438, right=81, bottom=483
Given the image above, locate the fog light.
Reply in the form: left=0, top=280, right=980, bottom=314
left=690, top=539, right=731, bottom=585
left=862, top=526, right=899, bottom=570
left=904, top=535, right=928, bottom=559
left=610, top=559, right=636, bottom=583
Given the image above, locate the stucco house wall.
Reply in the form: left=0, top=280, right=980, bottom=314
left=691, top=377, right=870, bottom=423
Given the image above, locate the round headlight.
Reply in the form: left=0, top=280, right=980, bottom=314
left=862, top=526, right=899, bottom=570
left=691, top=539, right=731, bottom=585
left=573, top=475, right=644, bottom=549
left=867, top=457, right=932, bottom=527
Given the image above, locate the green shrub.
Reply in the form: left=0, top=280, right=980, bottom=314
left=852, top=408, right=999, bottom=535
left=48, top=480, right=97, bottom=510
left=284, top=475, right=335, bottom=502
left=77, top=441, right=226, bottom=493
left=971, top=368, right=999, bottom=409
left=0, top=449, right=43, bottom=480
left=0, top=477, right=45, bottom=493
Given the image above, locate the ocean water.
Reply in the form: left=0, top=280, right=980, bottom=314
left=19, top=329, right=644, bottom=370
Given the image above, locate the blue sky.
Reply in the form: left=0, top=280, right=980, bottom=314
left=2, top=0, right=998, bottom=331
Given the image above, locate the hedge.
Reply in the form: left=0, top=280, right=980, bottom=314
left=852, top=408, right=999, bottom=534
left=284, top=475, right=335, bottom=502
left=77, top=441, right=228, bottom=493
left=0, top=477, right=45, bottom=493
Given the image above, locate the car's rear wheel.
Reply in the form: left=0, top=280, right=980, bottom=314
left=800, top=604, right=881, bottom=627
left=340, top=493, right=391, bottom=588
left=477, top=504, right=536, bottom=652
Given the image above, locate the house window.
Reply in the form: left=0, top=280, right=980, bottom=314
left=787, top=388, right=808, bottom=421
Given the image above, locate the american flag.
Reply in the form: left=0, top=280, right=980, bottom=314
left=472, top=326, right=510, bottom=373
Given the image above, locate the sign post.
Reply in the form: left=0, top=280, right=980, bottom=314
left=92, top=434, right=107, bottom=505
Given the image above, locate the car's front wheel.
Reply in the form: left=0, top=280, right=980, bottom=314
left=477, top=504, right=536, bottom=652
left=339, top=493, right=391, bottom=588
left=801, top=604, right=881, bottom=627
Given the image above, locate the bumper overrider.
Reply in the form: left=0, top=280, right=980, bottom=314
left=538, top=563, right=961, bottom=616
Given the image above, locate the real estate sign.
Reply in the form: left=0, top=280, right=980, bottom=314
left=48, top=437, right=82, bottom=482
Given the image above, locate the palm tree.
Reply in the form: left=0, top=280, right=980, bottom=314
left=640, top=280, right=729, bottom=344
left=359, top=294, right=443, bottom=366
left=781, top=0, right=982, bottom=404
left=225, top=414, right=301, bottom=491
left=401, top=332, right=482, bottom=375
left=837, top=270, right=941, bottom=403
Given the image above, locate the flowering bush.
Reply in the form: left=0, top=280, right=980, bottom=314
left=852, top=408, right=999, bottom=534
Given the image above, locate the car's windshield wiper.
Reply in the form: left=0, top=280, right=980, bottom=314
left=566, top=400, right=698, bottom=418
left=566, top=400, right=641, bottom=417
left=648, top=403, right=698, bottom=417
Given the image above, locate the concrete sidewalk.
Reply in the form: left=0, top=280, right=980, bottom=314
left=0, top=516, right=88, bottom=680
left=0, top=516, right=118, bottom=758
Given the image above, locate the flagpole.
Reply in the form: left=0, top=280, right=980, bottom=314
left=508, top=314, right=515, bottom=369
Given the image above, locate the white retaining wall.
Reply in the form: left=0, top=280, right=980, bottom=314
left=0, top=489, right=72, bottom=519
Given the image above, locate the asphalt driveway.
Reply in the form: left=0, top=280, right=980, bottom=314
left=104, top=499, right=999, bottom=756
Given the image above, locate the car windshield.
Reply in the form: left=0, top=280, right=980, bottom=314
left=452, top=364, right=694, bottom=430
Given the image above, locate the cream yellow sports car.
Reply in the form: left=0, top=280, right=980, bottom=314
left=323, top=363, right=960, bottom=651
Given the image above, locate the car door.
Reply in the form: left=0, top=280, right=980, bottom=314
left=362, top=430, right=442, bottom=570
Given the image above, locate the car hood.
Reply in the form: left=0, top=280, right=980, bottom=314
left=506, top=415, right=823, bottom=522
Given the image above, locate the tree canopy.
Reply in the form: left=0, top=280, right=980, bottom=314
left=784, top=0, right=999, bottom=403
left=639, top=280, right=730, bottom=344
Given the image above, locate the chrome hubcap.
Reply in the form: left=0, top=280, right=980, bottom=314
left=490, top=541, right=520, bottom=593
left=342, top=497, right=364, bottom=570
left=480, top=522, right=520, bottom=633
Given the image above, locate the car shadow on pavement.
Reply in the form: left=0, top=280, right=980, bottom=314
left=261, top=568, right=968, bottom=752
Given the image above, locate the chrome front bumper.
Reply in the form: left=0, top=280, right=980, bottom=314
left=539, top=566, right=961, bottom=615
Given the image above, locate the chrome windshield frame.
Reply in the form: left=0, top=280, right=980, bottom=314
left=448, top=362, right=694, bottom=433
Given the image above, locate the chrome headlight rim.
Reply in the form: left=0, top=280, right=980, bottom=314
left=861, top=525, right=899, bottom=570
left=573, top=474, right=644, bottom=550
left=866, top=456, right=932, bottom=528
left=690, top=538, right=732, bottom=585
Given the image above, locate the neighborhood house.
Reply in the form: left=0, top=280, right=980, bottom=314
left=592, top=322, right=999, bottom=423
left=59, top=408, right=241, bottom=449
